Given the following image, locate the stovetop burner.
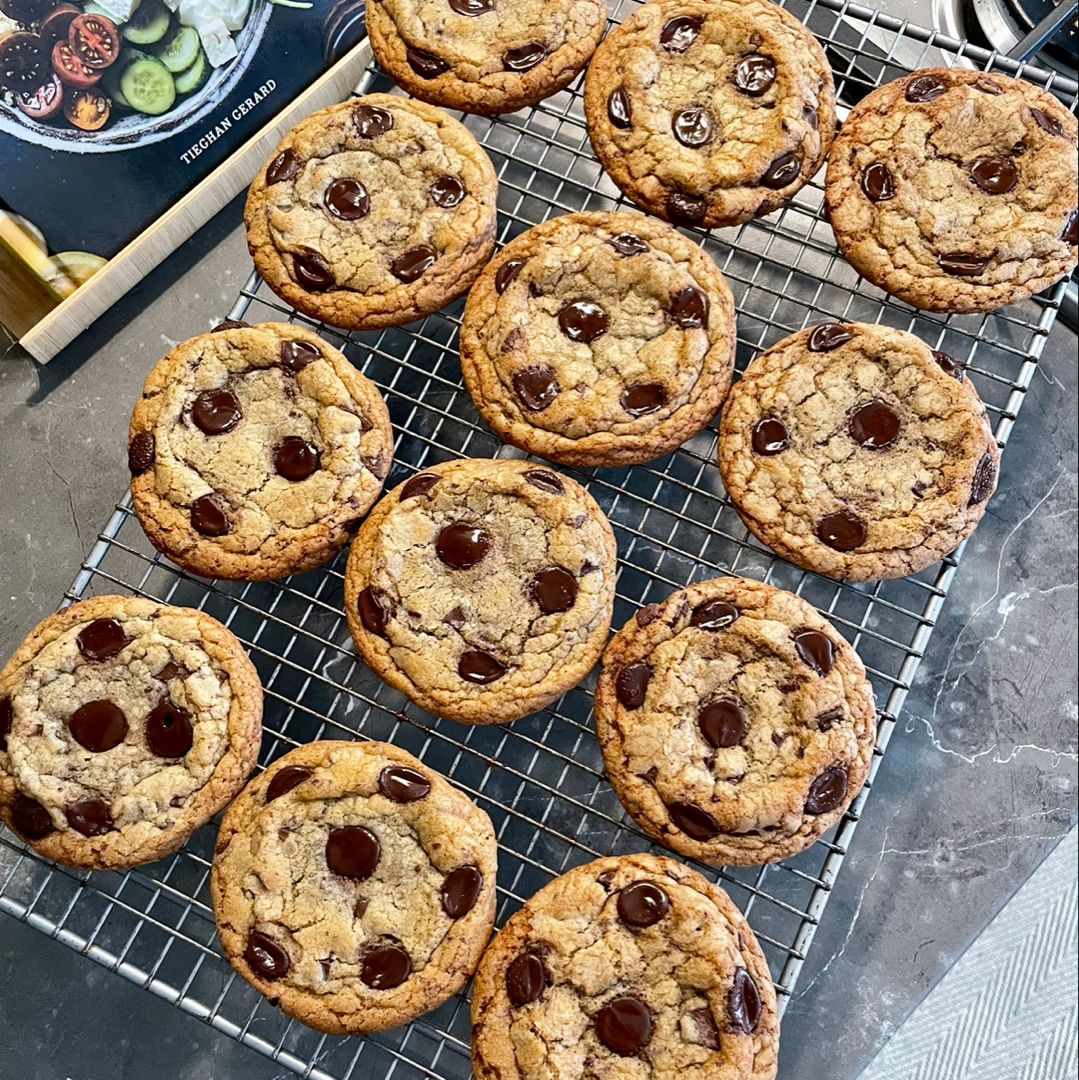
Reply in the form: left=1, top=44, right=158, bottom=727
left=957, top=0, right=1078, bottom=75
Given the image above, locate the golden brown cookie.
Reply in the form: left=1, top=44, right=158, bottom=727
left=0, top=596, right=262, bottom=870
left=245, top=95, right=498, bottom=329
left=460, top=211, right=737, bottom=467
left=212, top=740, right=497, bottom=1034
left=129, top=322, right=393, bottom=582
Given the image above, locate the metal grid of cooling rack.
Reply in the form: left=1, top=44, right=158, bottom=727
left=2, top=2, right=1075, bottom=1077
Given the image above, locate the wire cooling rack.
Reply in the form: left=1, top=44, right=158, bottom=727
left=2, top=2, right=1075, bottom=1077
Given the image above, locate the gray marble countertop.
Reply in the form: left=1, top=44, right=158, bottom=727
left=1, top=198, right=1076, bottom=1080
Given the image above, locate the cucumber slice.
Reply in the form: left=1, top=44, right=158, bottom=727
left=154, top=25, right=199, bottom=72
left=101, top=64, right=132, bottom=108
left=173, top=47, right=207, bottom=93
left=120, top=55, right=176, bottom=114
left=122, top=0, right=171, bottom=45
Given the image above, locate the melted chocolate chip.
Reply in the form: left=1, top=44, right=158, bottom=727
left=293, top=251, right=335, bottom=291
left=530, top=567, right=577, bottom=614
left=436, top=522, right=491, bottom=569
left=734, top=54, right=776, bottom=96
left=430, top=175, right=466, bottom=208
left=69, top=700, right=127, bottom=752
left=938, top=252, right=989, bottom=276
left=513, top=366, right=559, bottom=411
left=803, top=103, right=819, bottom=129
left=280, top=339, right=322, bottom=372
left=666, top=192, right=706, bottom=224
left=407, top=45, right=449, bottom=77
left=458, top=650, right=508, bottom=684
left=660, top=15, right=702, bottom=52
left=441, top=865, right=483, bottom=918
left=808, top=323, right=854, bottom=352
left=670, top=286, right=708, bottom=328
left=77, top=619, right=127, bottom=661
left=609, top=232, right=648, bottom=256
left=66, top=798, right=114, bottom=836
left=191, top=388, right=241, bottom=436
left=401, top=472, right=439, bottom=499
left=970, top=156, right=1017, bottom=195
left=128, top=432, right=155, bottom=474
left=683, top=1007, right=721, bottom=1049
left=444, top=606, right=466, bottom=629
left=145, top=699, right=193, bottom=758
left=805, top=765, right=848, bottom=814
left=275, top=437, right=320, bottom=481
left=559, top=300, right=609, bottom=343
left=861, top=163, right=896, bottom=202
left=615, top=663, right=651, bottom=709
left=728, top=968, right=762, bottom=1033
left=761, top=153, right=801, bottom=189
left=1030, top=107, right=1064, bottom=137
left=246, top=932, right=290, bottom=979
left=932, top=350, right=964, bottom=380
left=358, top=587, right=389, bottom=639
left=699, top=699, right=746, bottom=748
left=849, top=400, right=900, bottom=450
left=617, top=881, right=670, bottom=927
left=595, top=995, right=653, bottom=1055
left=793, top=629, right=836, bottom=675
left=326, top=825, right=380, bottom=879
left=354, top=103, right=394, bottom=137
left=523, top=469, right=563, bottom=494
left=506, top=952, right=546, bottom=1005
left=495, top=259, right=525, bottom=294
left=391, top=245, right=437, bottom=283
left=266, top=765, right=312, bottom=802
left=266, top=149, right=300, bottom=185
left=752, top=417, right=790, bottom=454
left=608, top=87, right=632, bottom=129
left=502, top=42, right=546, bottom=71
left=974, top=78, right=1002, bottom=95
left=597, top=870, right=616, bottom=889
left=816, top=706, right=845, bottom=731
left=668, top=801, right=720, bottom=840
left=621, top=383, right=668, bottom=416
left=0, top=698, right=11, bottom=752
left=449, top=0, right=492, bottom=13
left=191, top=494, right=229, bottom=537
left=905, top=74, right=947, bottom=103
left=1062, top=210, right=1078, bottom=245
left=378, top=765, right=431, bottom=803
left=636, top=604, right=661, bottom=627
left=11, top=794, right=54, bottom=839
left=213, top=319, right=249, bottom=332
left=672, top=106, right=713, bottom=147
left=690, top=599, right=739, bottom=630
left=969, top=452, right=997, bottom=505
left=324, top=177, right=370, bottom=220
left=817, top=509, right=867, bottom=550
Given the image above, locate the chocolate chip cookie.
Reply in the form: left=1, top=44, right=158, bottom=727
left=718, top=322, right=1001, bottom=581
left=460, top=212, right=737, bottom=467
left=584, top=0, right=836, bottom=230
left=0, top=596, right=262, bottom=870
left=471, top=852, right=779, bottom=1078
left=344, top=458, right=616, bottom=724
left=245, top=95, right=498, bottom=329
left=594, top=578, right=876, bottom=866
left=129, top=322, right=393, bottom=582
left=826, top=68, right=1078, bottom=313
left=367, top=0, right=606, bottom=116
left=212, top=740, right=497, bottom=1034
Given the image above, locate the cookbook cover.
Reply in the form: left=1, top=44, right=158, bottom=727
left=0, top=0, right=369, bottom=359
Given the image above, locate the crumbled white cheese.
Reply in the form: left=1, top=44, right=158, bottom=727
left=93, top=0, right=141, bottom=22
left=177, top=0, right=250, bottom=33
left=191, top=15, right=239, bottom=66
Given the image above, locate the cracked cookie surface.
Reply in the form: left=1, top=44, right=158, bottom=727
left=129, top=322, right=393, bottom=581
left=584, top=0, right=836, bottom=229
left=0, top=596, right=262, bottom=870
left=594, top=578, right=876, bottom=866
left=460, top=212, right=737, bottom=467
left=344, top=458, right=616, bottom=724
left=825, top=68, right=1079, bottom=313
left=211, top=740, right=497, bottom=1034
left=717, top=322, right=1000, bottom=581
left=367, top=0, right=606, bottom=116
left=245, top=95, right=498, bottom=329
left=471, top=852, right=778, bottom=1078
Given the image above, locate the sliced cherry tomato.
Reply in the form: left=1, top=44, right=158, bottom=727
left=37, top=4, right=81, bottom=49
left=67, top=13, right=119, bottom=70
left=0, top=31, right=45, bottom=94
left=17, top=71, right=63, bottom=119
left=52, top=38, right=100, bottom=88
left=63, top=84, right=110, bottom=130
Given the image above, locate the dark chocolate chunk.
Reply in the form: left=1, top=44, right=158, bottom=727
left=682, top=1007, right=721, bottom=1049
left=275, top=436, right=320, bottom=481
left=391, top=245, right=437, bottom=283
left=660, top=15, right=702, bottom=52
left=621, top=383, right=667, bottom=416
left=266, top=149, right=300, bottom=185
left=670, top=286, right=708, bottom=328
left=609, top=232, right=648, bottom=256
left=449, top=0, right=492, bottom=13
left=816, top=706, right=845, bottom=731
left=666, top=192, right=706, bottom=224
left=65, top=798, right=114, bottom=836
left=378, top=765, right=431, bottom=803
left=506, top=951, right=546, bottom=1005
left=358, top=587, right=390, bottom=639
left=804, top=765, right=848, bottom=814
left=938, top=252, right=989, bottom=276
left=495, top=259, right=525, bottom=294
left=817, top=509, right=866, bottom=550
left=970, top=156, right=1017, bottom=195
left=1030, top=107, right=1064, bottom=137
left=266, top=765, right=312, bottom=802
left=458, top=650, right=508, bottom=684
left=513, top=367, right=559, bottom=411
left=145, top=699, right=193, bottom=758
left=905, top=74, right=947, bottom=102
left=861, top=163, right=895, bottom=202
left=690, top=600, right=739, bottom=630
left=191, top=494, right=229, bottom=537
left=636, top=603, right=661, bottom=627
left=293, top=251, right=335, bottom=291
left=728, top=967, right=762, bottom=1033
left=969, top=452, right=997, bottom=505
left=849, top=400, right=900, bottom=450
left=502, top=42, right=546, bottom=71
left=752, top=417, right=790, bottom=455
left=128, top=432, right=155, bottom=474
left=77, top=618, right=127, bottom=661
left=699, top=699, right=746, bottom=748
left=615, top=663, right=651, bottom=709
left=668, top=801, right=720, bottom=840
left=558, top=300, right=609, bottom=343
left=523, top=469, right=564, bottom=494
left=803, top=102, right=819, bottom=129
left=734, top=54, right=776, bottom=96
left=595, top=995, right=653, bottom=1055
left=932, top=350, right=964, bottom=380
left=672, top=106, right=713, bottom=147
left=436, top=522, right=492, bottom=569
left=354, top=103, right=394, bottom=138
left=324, top=177, right=370, bottom=220
left=326, top=825, right=380, bottom=879
left=401, top=472, right=439, bottom=499
left=11, top=794, right=54, bottom=840
left=212, top=319, right=249, bottom=332
left=530, top=567, right=578, bottom=614
left=280, top=339, right=322, bottom=371
left=430, top=175, right=466, bottom=208
left=761, top=153, right=800, bottom=189
left=808, top=323, right=853, bottom=352
left=68, top=700, right=127, bottom=752
left=1062, top=209, right=1078, bottom=245
left=191, top=388, right=241, bottom=436
left=616, top=881, right=670, bottom=927
left=793, top=629, right=836, bottom=675
left=608, top=87, right=632, bottom=129
left=0, top=698, right=11, bottom=752
left=407, top=46, right=449, bottom=77
left=245, top=932, right=290, bottom=979
left=441, top=865, right=483, bottom=918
